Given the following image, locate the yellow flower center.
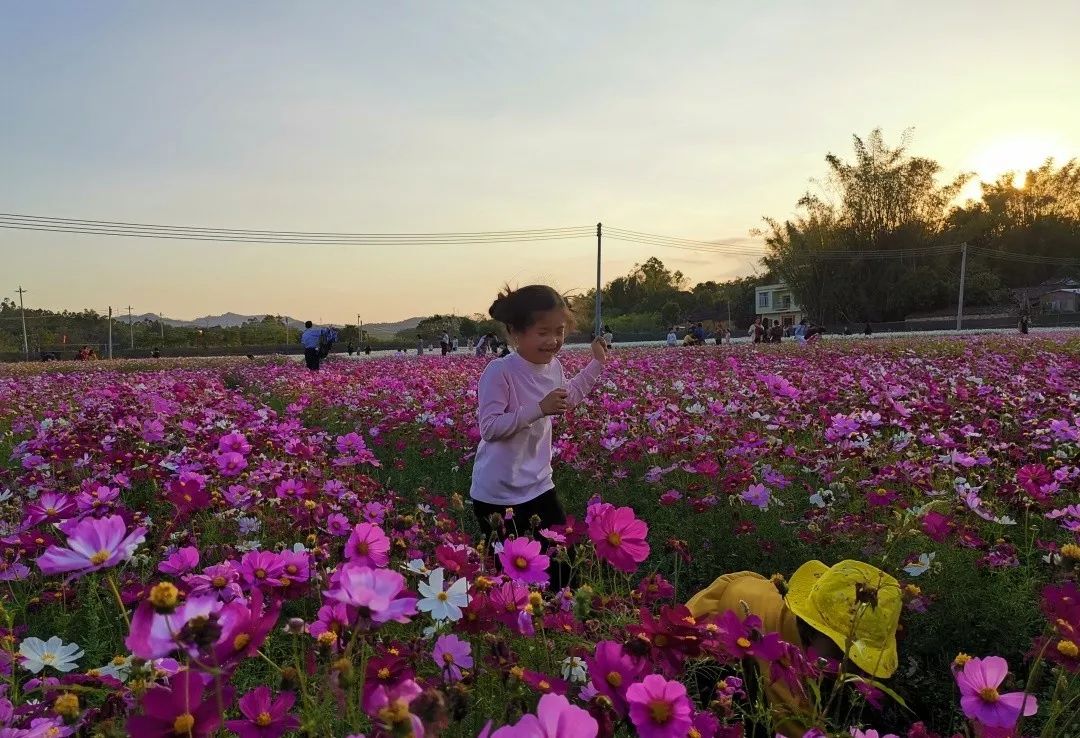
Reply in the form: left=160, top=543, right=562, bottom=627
left=41, top=653, right=56, bottom=664
left=173, top=712, right=195, bottom=734
left=254, top=568, right=267, bottom=579
left=437, top=592, right=449, bottom=602
left=514, top=556, right=528, bottom=570
left=1060, top=544, right=1080, bottom=561
left=378, top=667, right=391, bottom=679
left=954, top=653, right=972, bottom=667
left=605, top=671, right=622, bottom=688
left=149, top=582, right=179, bottom=610
left=211, top=576, right=227, bottom=588
left=443, top=653, right=456, bottom=665
left=736, top=637, right=752, bottom=649
left=689, top=730, right=702, bottom=738
left=979, top=687, right=1000, bottom=703
left=538, top=680, right=551, bottom=692
left=53, top=693, right=79, bottom=718
left=233, top=633, right=251, bottom=651
left=607, top=532, right=622, bottom=546
left=89, top=550, right=110, bottom=566
left=648, top=699, right=672, bottom=724
left=286, top=565, right=298, bottom=575
left=357, top=542, right=370, bottom=555
left=1057, top=640, right=1079, bottom=658
left=256, top=712, right=272, bottom=727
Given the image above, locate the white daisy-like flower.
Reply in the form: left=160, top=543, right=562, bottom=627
left=561, top=656, right=588, bottom=684
left=19, top=636, right=84, bottom=674
left=416, top=567, right=470, bottom=622
left=404, top=559, right=431, bottom=576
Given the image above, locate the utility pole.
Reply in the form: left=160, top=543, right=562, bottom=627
left=15, top=286, right=29, bottom=359
left=107, top=306, right=113, bottom=359
left=594, top=222, right=603, bottom=338
left=357, top=313, right=362, bottom=345
left=159, top=313, right=165, bottom=343
left=955, top=242, right=968, bottom=331
left=127, top=305, right=134, bottom=349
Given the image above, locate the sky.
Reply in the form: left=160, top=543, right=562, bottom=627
left=2, top=1, right=1078, bottom=324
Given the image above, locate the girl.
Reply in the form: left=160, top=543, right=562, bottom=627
left=470, top=285, right=608, bottom=584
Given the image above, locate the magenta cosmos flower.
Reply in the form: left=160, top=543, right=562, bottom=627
left=324, top=564, right=416, bottom=626
left=224, top=686, right=300, bottom=738
left=479, top=692, right=598, bottom=738
left=626, top=674, right=693, bottom=738
left=955, top=656, right=1038, bottom=729
left=126, top=594, right=224, bottom=660
left=498, top=537, right=550, bottom=585
left=432, top=634, right=473, bottom=682
left=585, top=640, right=648, bottom=717
left=127, top=670, right=234, bottom=738
left=345, top=522, right=391, bottom=568
left=588, top=505, right=650, bottom=573
left=36, top=514, right=147, bottom=580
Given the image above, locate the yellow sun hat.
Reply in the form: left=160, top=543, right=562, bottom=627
left=785, top=560, right=901, bottom=678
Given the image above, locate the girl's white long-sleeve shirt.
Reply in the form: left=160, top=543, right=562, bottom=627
left=469, top=352, right=603, bottom=506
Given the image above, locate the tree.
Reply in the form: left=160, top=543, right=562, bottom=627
left=760, top=129, right=972, bottom=323
left=660, top=301, right=682, bottom=328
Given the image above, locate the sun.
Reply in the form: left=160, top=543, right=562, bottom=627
left=963, top=133, right=1070, bottom=195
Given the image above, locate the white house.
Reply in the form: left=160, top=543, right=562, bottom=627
left=754, top=282, right=803, bottom=327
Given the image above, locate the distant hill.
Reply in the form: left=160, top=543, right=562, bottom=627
left=130, top=312, right=424, bottom=335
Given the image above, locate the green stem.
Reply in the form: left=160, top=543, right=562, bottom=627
left=105, top=572, right=130, bottom=629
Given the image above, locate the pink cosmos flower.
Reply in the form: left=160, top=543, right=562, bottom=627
left=585, top=640, right=647, bottom=717
left=850, top=728, right=899, bottom=738
left=36, top=515, right=147, bottom=580
left=224, top=686, right=300, bottom=738
left=218, top=431, right=252, bottom=455
left=212, top=590, right=283, bottom=669
left=955, top=656, right=1038, bottom=729
left=489, top=580, right=534, bottom=634
left=24, top=492, right=76, bottom=526
left=158, top=546, right=200, bottom=576
left=126, top=594, right=224, bottom=660
left=215, top=451, right=248, bottom=477
left=326, top=513, right=351, bottom=536
left=323, top=564, right=416, bottom=627
left=740, top=483, right=772, bottom=511
left=498, top=537, right=550, bottom=585
left=127, top=670, right=233, bottom=738
left=309, top=602, right=352, bottom=642
left=239, top=551, right=287, bottom=589
left=432, top=634, right=473, bottom=682
left=184, top=562, right=243, bottom=602
left=479, top=692, right=598, bottom=738
left=588, top=505, right=650, bottom=573
left=345, top=522, right=391, bottom=568
left=363, top=678, right=423, bottom=735
left=626, top=674, right=693, bottom=738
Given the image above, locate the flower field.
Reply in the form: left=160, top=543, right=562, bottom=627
left=1, top=335, right=1078, bottom=738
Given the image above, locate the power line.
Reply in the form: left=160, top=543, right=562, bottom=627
left=967, top=246, right=1080, bottom=266
left=0, top=213, right=594, bottom=244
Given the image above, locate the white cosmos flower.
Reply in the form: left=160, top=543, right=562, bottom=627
left=561, top=656, right=588, bottom=684
left=416, top=567, right=470, bottom=622
left=404, top=559, right=431, bottom=576
left=19, top=636, right=84, bottom=674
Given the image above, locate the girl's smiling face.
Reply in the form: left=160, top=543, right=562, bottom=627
left=511, top=308, right=569, bottom=365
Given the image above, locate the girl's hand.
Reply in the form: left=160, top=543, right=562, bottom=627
left=591, top=337, right=609, bottom=364
left=540, top=389, right=570, bottom=416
